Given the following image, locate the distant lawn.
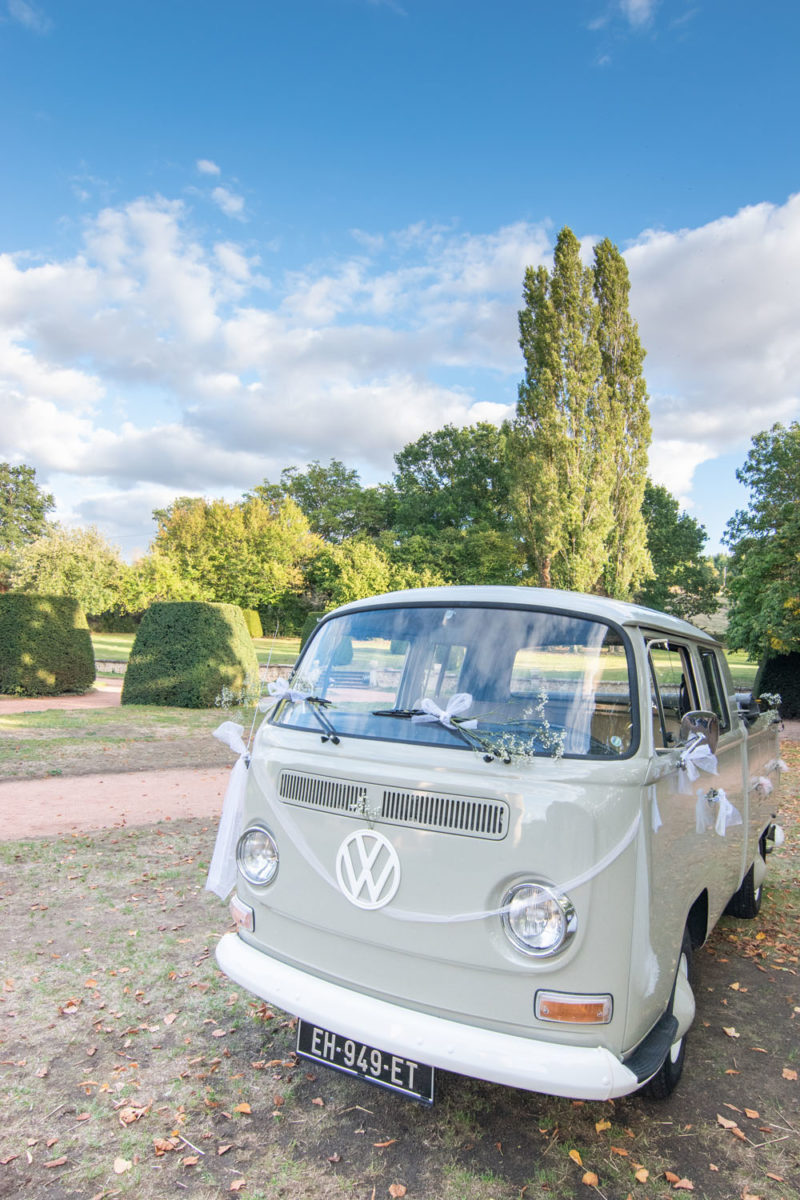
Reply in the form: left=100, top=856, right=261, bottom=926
left=91, top=632, right=300, bottom=666
left=724, top=649, right=759, bottom=688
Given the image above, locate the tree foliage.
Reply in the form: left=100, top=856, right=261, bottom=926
left=510, top=227, right=651, bottom=596
left=253, top=460, right=394, bottom=543
left=635, top=481, right=719, bottom=619
left=0, top=462, right=55, bottom=584
left=9, top=525, right=127, bottom=616
left=723, top=422, right=800, bottom=658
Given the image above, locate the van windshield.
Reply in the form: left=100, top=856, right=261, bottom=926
left=275, top=604, right=636, bottom=759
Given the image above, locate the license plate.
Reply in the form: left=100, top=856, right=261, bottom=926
left=296, top=1020, right=434, bottom=1105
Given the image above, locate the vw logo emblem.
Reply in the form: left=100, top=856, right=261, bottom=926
left=335, top=829, right=401, bottom=910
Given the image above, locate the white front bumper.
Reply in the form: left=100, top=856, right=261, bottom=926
left=216, top=932, right=640, bottom=1101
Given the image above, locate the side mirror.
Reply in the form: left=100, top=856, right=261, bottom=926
left=680, top=710, right=720, bottom=754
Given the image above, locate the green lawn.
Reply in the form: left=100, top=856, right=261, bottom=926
left=91, top=632, right=300, bottom=666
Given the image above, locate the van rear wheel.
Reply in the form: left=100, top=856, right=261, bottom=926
left=642, top=930, right=693, bottom=1099
left=724, top=860, right=763, bottom=919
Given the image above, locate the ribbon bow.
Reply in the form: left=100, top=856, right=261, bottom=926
left=258, top=677, right=310, bottom=711
left=679, top=732, right=718, bottom=782
left=411, top=693, right=477, bottom=729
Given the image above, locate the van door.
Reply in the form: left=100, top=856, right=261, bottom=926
left=647, top=638, right=745, bottom=944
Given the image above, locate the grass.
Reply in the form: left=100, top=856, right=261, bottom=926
left=0, top=705, right=238, bottom=780
left=1, top=743, right=798, bottom=1197
left=91, top=632, right=301, bottom=667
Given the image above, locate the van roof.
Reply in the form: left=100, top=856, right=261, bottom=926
left=330, top=585, right=718, bottom=644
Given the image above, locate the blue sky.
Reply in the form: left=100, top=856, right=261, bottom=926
left=2, top=0, right=799, bottom=559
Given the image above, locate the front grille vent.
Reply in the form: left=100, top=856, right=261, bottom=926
left=278, top=771, right=508, bottom=840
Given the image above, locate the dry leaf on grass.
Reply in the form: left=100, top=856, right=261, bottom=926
left=595, top=1118, right=611, bottom=1133
left=182, top=1156, right=199, bottom=1167
left=634, top=1167, right=649, bottom=1183
left=374, top=1139, right=397, bottom=1148
left=218, top=1145, right=233, bottom=1156
left=230, top=1181, right=247, bottom=1192
left=388, top=1186, right=407, bottom=1199
left=610, top=1145, right=629, bottom=1156
left=311, top=1097, right=324, bottom=1106
left=582, top=1171, right=599, bottom=1186
left=782, top=1067, right=798, bottom=1080
left=43, top=1156, right=68, bottom=1169
left=568, top=1149, right=583, bottom=1166
left=716, top=1114, right=737, bottom=1130
left=744, top=1108, right=759, bottom=1119
left=673, top=1180, right=694, bottom=1191
left=113, top=1157, right=132, bottom=1174
left=723, top=1026, right=740, bottom=1038
left=233, top=1103, right=251, bottom=1114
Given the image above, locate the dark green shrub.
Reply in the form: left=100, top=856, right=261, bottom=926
left=0, top=593, right=95, bottom=696
left=121, top=602, right=260, bottom=708
left=754, top=652, right=800, bottom=719
left=241, top=608, right=263, bottom=639
left=259, top=594, right=313, bottom=637
left=87, top=610, right=141, bottom=634
left=299, top=610, right=326, bottom=652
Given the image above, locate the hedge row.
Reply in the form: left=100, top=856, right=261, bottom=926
left=0, top=594, right=96, bottom=697
left=121, top=601, right=260, bottom=708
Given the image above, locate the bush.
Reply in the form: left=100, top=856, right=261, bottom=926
left=87, top=610, right=142, bottom=634
left=299, top=610, right=326, bottom=652
left=754, top=652, right=800, bottom=720
left=121, top=601, right=260, bottom=708
left=0, top=593, right=96, bottom=696
left=241, top=608, right=263, bottom=639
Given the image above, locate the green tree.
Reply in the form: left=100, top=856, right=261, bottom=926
left=253, top=460, right=394, bottom=543
left=635, top=481, right=719, bottom=619
left=0, top=462, right=55, bottom=584
left=723, top=422, right=800, bottom=658
left=308, top=537, right=442, bottom=609
left=387, top=424, right=523, bottom=585
left=509, top=227, right=651, bottom=596
left=152, top=494, right=321, bottom=610
left=592, top=238, right=652, bottom=596
left=9, top=525, right=128, bottom=615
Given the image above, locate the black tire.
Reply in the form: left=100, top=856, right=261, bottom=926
left=642, top=929, right=694, bottom=1099
left=724, top=860, right=763, bottom=919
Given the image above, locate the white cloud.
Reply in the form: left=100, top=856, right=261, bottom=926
left=211, top=186, right=246, bottom=219
left=7, top=0, right=52, bottom=34
left=2, top=187, right=800, bottom=554
left=196, top=159, right=221, bottom=175
left=619, top=0, right=657, bottom=27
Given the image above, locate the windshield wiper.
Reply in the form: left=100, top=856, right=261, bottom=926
left=371, top=708, right=425, bottom=718
left=305, top=696, right=341, bottom=745
left=371, top=707, right=478, bottom=751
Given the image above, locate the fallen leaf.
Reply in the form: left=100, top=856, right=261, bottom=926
left=311, top=1097, right=324, bottom=1106
left=744, top=1108, right=759, bottom=1119
left=673, top=1181, right=694, bottom=1191
left=374, top=1140, right=397, bottom=1148
left=741, top=1193, right=762, bottom=1200
left=43, top=1156, right=68, bottom=1169
left=731, top=1127, right=747, bottom=1142
left=595, top=1119, right=611, bottom=1133
left=722, top=1026, right=740, bottom=1039
left=0, top=1155, right=19, bottom=1165
left=610, top=1146, right=629, bottom=1156
left=218, top=1145, right=233, bottom=1155
left=328, top=1152, right=343, bottom=1163
left=273, top=1095, right=284, bottom=1108
left=665, top=1172, right=680, bottom=1183
left=766, top=1173, right=785, bottom=1182
left=113, top=1157, right=132, bottom=1174
left=234, top=1103, right=251, bottom=1115
left=388, top=1187, right=407, bottom=1199
left=716, top=1114, right=738, bottom=1130
left=782, top=1067, right=798, bottom=1080
left=582, top=1171, right=599, bottom=1186
left=36, top=1066, right=49, bottom=1077
left=164, top=1013, right=178, bottom=1025
left=211, top=1029, right=227, bottom=1038
left=569, top=1149, right=583, bottom=1167
left=634, top=1168, right=649, bottom=1183
left=230, top=1182, right=247, bottom=1193
left=709, top=1163, right=719, bottom=1172
left=75, top=1113, right=91, bottom=1122
left=46, top=1138, right=58, bottom=1148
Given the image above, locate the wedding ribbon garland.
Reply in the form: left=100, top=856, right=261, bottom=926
left=411, top=693, right=478, bottom=730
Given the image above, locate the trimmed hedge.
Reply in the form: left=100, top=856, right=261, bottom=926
left=241, top=608, right=263, bottom=639
left=0, top=593, right=96, bottom=697
left=299, top=610, right=326, bottom=652
left=754, top=652, right=800, bottom=720
left=121, top=601, right=260, bottom=708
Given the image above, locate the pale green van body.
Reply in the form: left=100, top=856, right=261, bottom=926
left=216, top=586, right=782, bottom=1100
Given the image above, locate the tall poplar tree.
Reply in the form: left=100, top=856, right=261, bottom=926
left=510, top=227, right=651, bottom=596
left=592, top=238, right=652, bottom=596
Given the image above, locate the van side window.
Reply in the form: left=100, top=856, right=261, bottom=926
left=648, top=641, right=698, bottom=749
left=699, top=648, right=731, bottom=733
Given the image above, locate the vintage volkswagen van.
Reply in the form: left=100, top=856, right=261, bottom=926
left=215, top=586, right=784, bottom=1102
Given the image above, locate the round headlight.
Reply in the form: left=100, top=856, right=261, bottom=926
left=237, top=826, right=279, bottom=886
left=501, top=882, right=576, bottom=957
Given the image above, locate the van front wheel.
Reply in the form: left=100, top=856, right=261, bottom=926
left=642, top=930, right=694, bottom=1099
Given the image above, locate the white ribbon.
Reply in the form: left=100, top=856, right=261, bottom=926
left=205, top=722, right=250, bottom=900
left=258, top=677, right=310, bottom=711
left=753, top=775, right=774, bottom=796
left=694, top=787, right=743, bottom=837
left=765, top=757, right=789, bottom=774
left=680, top=733, right=718, bottom=782
left=411, top=693, right=477, bottom=730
